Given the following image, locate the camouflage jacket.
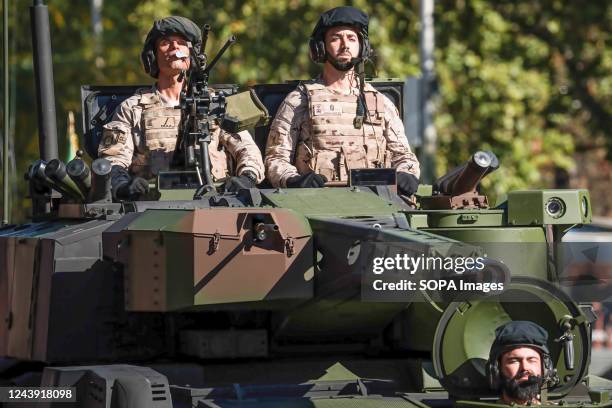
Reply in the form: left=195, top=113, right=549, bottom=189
left=264, top=80, right=420, bottom=187
left=98, top=86, right=264, bottom=183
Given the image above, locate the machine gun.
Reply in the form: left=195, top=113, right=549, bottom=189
left=172, top=25, right=236, bottom=195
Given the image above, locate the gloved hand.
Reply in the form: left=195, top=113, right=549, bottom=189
left=115, top=177, right=150, bottom=200
left=286, top=172, right=328, bottom=188
left=225, top=171, right=257, bottom=192
left=397, top=172, right=419, bottom=196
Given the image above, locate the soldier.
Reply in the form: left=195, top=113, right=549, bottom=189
left=99, top=16, right=264, bottom=200
left=265, top=6, right=420, bottom=194
left=486, top=321, right=557, bottom=405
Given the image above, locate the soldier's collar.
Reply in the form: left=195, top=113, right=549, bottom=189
left=156, top=90, right=179, bottom=108
left=137, top=85, right=161, bottom=105
left=309, top=77, right=375, bottom=95
left=137, top=86, right=179, bottom=108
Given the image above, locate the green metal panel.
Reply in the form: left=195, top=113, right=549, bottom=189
left=422, top=227, right=547, bottom=280
left=158, top=189, right=197, bottom=201
left=424, top=227, right=545, bottom=243
left=262, top=188, right=400, bottom=218
left=126, top=209, right=190, bottom=231
left=413, top=210, right=505, bottom=228
left=407, top=213, right=429, bottom=229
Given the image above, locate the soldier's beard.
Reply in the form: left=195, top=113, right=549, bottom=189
left=326, top=53, right=358, bottom=72
left=501, top=373, right=543, bottom=402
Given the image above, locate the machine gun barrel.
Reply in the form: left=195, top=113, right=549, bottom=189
left=200, top=24, right=211, bottom=54
left=204, top=35, right=236, bottom=77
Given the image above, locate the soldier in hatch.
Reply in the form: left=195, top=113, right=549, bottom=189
left=264, top=6, right=420, bottom=194
left=486, top=321, right=558, bottom=405
left=98, top=16, right=264, bottom=200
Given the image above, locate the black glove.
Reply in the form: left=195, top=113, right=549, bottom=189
left=397, top=172, right=419, bottom=196
left=115, top=176, right=150, bottom=200
left=286, top=172, right=328, bottom=188
left=224, top=171, right=257, bottom=192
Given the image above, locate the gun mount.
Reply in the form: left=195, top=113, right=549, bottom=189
left=173, top=25, right=236, bottom=191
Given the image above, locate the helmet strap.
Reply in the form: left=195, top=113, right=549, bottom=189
left=354, top=60, right=366, bottom=129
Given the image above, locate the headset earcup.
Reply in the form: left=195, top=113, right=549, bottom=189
left=308, top=38, right=318, bottom=63
left=147, top=49, right=159, bottom=78
left=486, top=359, right=500, bottom=390
left=309, top=38, right=326, bottom=63
left=140, top=50, right=149, bottom=74
left=359, top=33, right=372, bottom=60
left=140, top=47, right=158, bottom=78
left=317, top=40, right=326, bottom=62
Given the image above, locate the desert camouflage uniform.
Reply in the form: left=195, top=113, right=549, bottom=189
left=98, top=87, right=264, bottom=183
left=265, top=80, right=420, bottom=187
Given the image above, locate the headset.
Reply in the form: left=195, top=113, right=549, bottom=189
left=308, top=29, right=372, bottom=64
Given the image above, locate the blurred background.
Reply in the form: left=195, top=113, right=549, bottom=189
left=0, top=0, right=610, bottom=358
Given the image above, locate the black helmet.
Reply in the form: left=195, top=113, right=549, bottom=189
left=486, top=321, right=556, bottom=390
left=140, top=16, right=202, bottom=78
left=308, top=6, right=372, bottom=65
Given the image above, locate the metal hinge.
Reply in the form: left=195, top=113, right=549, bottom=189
left=210, top=232, right=221, bottom=253
left=284, top=237, right=295, bottom=257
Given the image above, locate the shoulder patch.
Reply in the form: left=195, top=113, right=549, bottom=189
left=282, top=89, right=308, bottom=110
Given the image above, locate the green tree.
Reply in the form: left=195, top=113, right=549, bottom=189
left=2, top=0, right=610, bottom=221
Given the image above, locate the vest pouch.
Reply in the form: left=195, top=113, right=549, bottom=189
left=364, top=92, right=384, bottom=125
left=363, top=115, right=383, bottom=126
left=363, top=132, right=386, bottom=168
left=341, top=145, right=368, bottom=177
left=141, top=107, right=180, bottom=151
left=295, top=142, right=314, bottom=175
left=143, top=113, right=179, bottom=132
left=314, top=149, right=340, bottom=181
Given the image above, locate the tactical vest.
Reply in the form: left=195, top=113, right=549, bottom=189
left=130, top=92, right=232, bottom=181
left=295, top=82, right=388, bottom=181
left=130, top=92, right=181, bottom=179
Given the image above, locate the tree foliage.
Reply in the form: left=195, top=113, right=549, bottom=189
left=1, top=0, right=610, bottom=221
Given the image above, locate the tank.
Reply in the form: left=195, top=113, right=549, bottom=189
left=0, top=2, right=610, bottom=408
